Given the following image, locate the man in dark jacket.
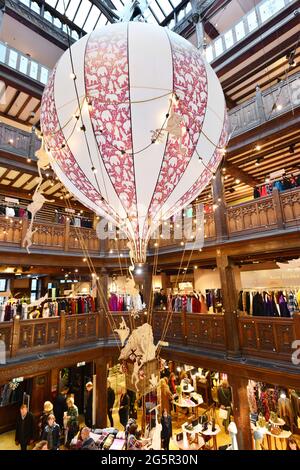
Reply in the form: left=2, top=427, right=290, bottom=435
left=161, top=409, right=172, bottom=450
left=107, top=381, right=115, bottom=427
left=15, top=404, right=35, bottom=451
left=118, top=388, right=129, bottom=429
left=53, top=386, right=68, bottom=429
left=84, top=382, right=93, bottom=428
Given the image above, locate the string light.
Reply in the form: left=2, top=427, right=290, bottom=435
left=276, top=104, right=282, bottom=111
left=91, top=166, right=97, bottom=174
left=83, top=257, right=87, bottom=262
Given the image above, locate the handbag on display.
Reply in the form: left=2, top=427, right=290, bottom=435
left=219, top=408, right=228, bottom=420
left=199, top=414, right=208, bottom=425
left=270, top=426, right=281, bottom=436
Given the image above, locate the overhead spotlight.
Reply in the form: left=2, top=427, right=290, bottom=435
left=276, top=104, right=282, bottom=111
left=255, top=144, right=261, bottom=151
left=235, top=178, right=241, bottom=184
left=255, top=157, right=264, bottom=166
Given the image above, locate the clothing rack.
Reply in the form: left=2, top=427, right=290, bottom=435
left=255, top=170, right=300, bottom=188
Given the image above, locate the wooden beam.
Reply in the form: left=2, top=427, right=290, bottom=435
left=15, top=95, right=32, bottom=120
left=3, top=90, right=21, bottom=115
left=25, top=101, right=40, bottom=123
left=224, top=161, right=259, bottom=187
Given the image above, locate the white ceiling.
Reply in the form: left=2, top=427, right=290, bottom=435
left=0, top=14, right=63, bottom=69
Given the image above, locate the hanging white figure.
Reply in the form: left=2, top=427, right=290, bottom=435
left=35, top=139, right=51, bottom=180
left=115, top=0, right=148, bottom=22
left=28, top=293, right=48, bottom=308
left=24, top=189, right=55, bottom=253
left=23, top=225, right=38, bottom=253
left=119, top=322, right=167, bottom=389
left=114, top=316, right=130, bottom=346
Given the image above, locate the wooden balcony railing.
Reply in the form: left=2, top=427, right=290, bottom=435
left=1, top=187, right=300, bottom=255
left=1, top=311, right=299, bottom=365
left=238, top=315, right=299, bottom=362
left=152, top=311, right=226, bottom=351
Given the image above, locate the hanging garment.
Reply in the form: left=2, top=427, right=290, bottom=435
left=200, top=294, right=208, bottom=313
left=287, top=291, right=298, bottom=314
left=5, top=207, right=15, bottom=217
left=278, top=397, right=294, bottom=429
left=278, top=292, right=291, bottom=318
left=252, top=293, right=265, bottom=316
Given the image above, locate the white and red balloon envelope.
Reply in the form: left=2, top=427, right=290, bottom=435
left=41, top=22, right=228, bottom=262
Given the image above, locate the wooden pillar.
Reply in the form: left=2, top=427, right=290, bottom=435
left=228, top=374, right=253, bottom=450
left=272, top=187, right=284, bottom=229
left=134, top=263, right=152, bottom=311
left=10, top=315, right=20, bottom=358
left=64, top=218, right=70, bottom=252
left=94, top=357, right=108, bottom=428
left=191, top=0, right=205, bottom=51
left=59, top=311, right=66, bottom=349
left=216, top=250, right=240, bottom=357
left=21, top=218, right=29, bottom=248
left=212, top=169, right=228, bottom=242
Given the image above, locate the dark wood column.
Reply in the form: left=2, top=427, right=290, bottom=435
left=134, top=263, right=152, bottom=311
left=228, top=374, right=253, bottom=450
left=94, top=357, right=108, bottom=428
left=212, top=169, right=228, bottom=242
left=216, top=250, right=240, bottom=357
left=98, top=268, right=108, bottom=310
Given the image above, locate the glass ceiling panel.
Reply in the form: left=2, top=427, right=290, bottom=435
left=84, top=5, right=100, bottom=31
left=73, top=0, right=92, bottom=27
left=43, top=0, right=189, bottom=32
left=65, top=0, right=81, bottom=21
left=149, top=1, right=165, bottom=21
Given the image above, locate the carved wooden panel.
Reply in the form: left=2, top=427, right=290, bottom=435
left=211, top=318, right=225, bottom=346
left=19, top=325, right=33, bottom=349
left=239, top=320, right=258, bottom=349
left=0, top=216, right=22, bottom=244
left=166, top=314, right=183, bottom=344
left=0, top=324, right=12, bottom=352
left=65, top=317, right=76, bottom=342
left=87, top=315, right=97, bottom=338
left=281, top=189, right=300, bottom=225
left=257, top=323, right=276, bottom=352
left=47, top=321, right=60, bottom=345
left=198, top=318, right=212, bottom=344
left=33, top=323, right=47, bottom=347
left=76, top=318, right=88, bottom=339
left=186, top=315, right=201, bottom=346
left=275, top=324, right=294, bottom=354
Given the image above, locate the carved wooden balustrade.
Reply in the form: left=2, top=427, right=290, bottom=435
left=238, top=314, right=300, bottom=363
left=0, top=311, right=299, bottom=365
left=0, top=187, right=300, bottom=254
left=227, top=195, right=277, bottom=236
left=152, top=311, right=226, bottom=351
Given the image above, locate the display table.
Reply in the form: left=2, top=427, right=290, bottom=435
left=182, top=422, right=221, bottom=450
left=172, top=395, right=202, bottom=423
left=172, top=437, right=205, bottom=450
left=253, top=423, right=291, bottom=450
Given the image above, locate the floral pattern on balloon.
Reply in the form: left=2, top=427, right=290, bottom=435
left=162, top=109, right=229, bottom=220
left=147, top=30, right=208, bottom=222
left=85, top=25, right=138, bottom=236
left=41, top=67, right=122, bottom=227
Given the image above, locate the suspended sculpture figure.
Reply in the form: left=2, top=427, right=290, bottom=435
left=24, top=190, right=55, bottom=254
left=115, top=0, right=148, bottom=22
left=40, top=21, right=228, bottom=264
